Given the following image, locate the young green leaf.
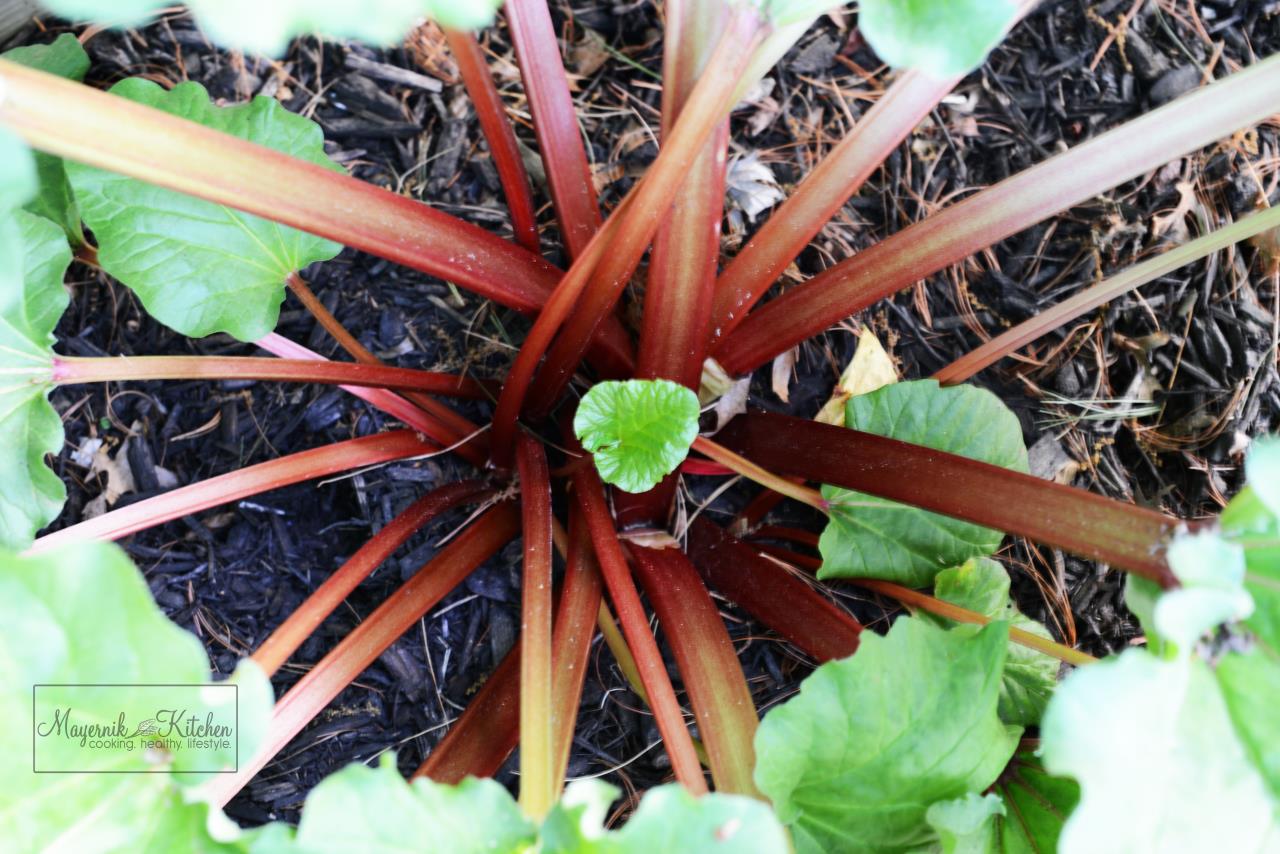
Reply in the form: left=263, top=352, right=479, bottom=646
left=818, top=380, right=1029, bottom=586
left=858, top=0, right=1019, bottom=76
left=993, top=752, right=1080, bottom=853
left=924, top=793, right=1005, bottom=854
left=0, top=125, right=37, bottom=205
left=542, top=779, right=790, bottom=852
left=293, top=754, right=536, bottom=853
left=1125, top=529, right=1253, bottom=656
left=41, top=0, right=505, bottom=57
left=0, top=205, right=71, bottom=549
left=1041, top=650, right=1278, bottom=852
left=930, top=558, right=1060, bottom=726
left=574, top=379, right=701, bottom=493
left=754, top=617, right=1020, bottom=853
left=1, top=33, right=90, bottom=239
left=0, top=543, right=275, bottom=851
left=1220, top=486, right=1280, bottom=653
left=65, top=79, right=343, bottom=341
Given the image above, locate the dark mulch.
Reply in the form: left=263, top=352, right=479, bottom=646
left=10, top=0, right=1279, bottom=826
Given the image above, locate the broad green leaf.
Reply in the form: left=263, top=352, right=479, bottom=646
left=541, top=779, right=789, bottom=852
left=0, top=209, right=70, bottom=549
left=1, top=34, right=91, bottom=240
left=1220, top=486, right=1280, bottom=654
left=574, top=379, right=701, bottom=494
left=754, top=618, right=1020, bottom=853
left=924, top=793, right=1004, bottom=854
left=930, top=558, right=1059, bottom=726
left=1125, top=529, right=1253, bottom=656
left=1246, top=438, right=1280, bottom=519
left=819, top=380, right=1029, bottom=586
left=0, top=543, right=274, bottom=852
left=858, top=0, right=1019, bottom=76
left=292, top=753, right=535, bottom=853
left=0, top=126, right=37, bottom=206
left=66, top=79, right=343, bottom=341
left=41, top=0, right=505, bottom=57
left=1216, top=648, right=1280, bottom=799
left=992, top=752, right=1079, bottom=854
left=1041, top=649, right=1278, bottom=853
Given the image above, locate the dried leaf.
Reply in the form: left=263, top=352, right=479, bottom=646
left=815, top=326, right=897, bottom=425
left=771, top=348, right=797, bottom=403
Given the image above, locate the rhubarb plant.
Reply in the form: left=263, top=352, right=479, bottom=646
left=0, top=1, right=1277, bottom=851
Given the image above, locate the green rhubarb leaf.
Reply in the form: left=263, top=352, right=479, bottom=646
left=1246, top=438, right=1280, bottom=519
left=0, top=542, right=275, bottom=852
left=819, top=380, right=1029, bottom=586
left=930, top=558, right=1060, bottom=727
left=541, top=779, right=789, bottom=853
left=924, top=793, right=1004, bottom=854
left=858, top=0, right=1019, bottom=76
left=0, top=126, right=37, bottom=206
left=1125, top=528, right=1254, bottom=657
left=754, top=617, right=1020, bottom=853
left=40, top=0, right=504, bottom=57
left=0, top=203, right=71, bottom=550
left=992, top=751, right=1079, bottom=853
left=1215, top=648, right=1280, bottom=800
left=1221, top=486, right=1280, bottom=653
left=66, top=78, right=343, bottom=341
left=1040, top=649, right=1278, bottom=852
left=574, top=379, right=701, bottom=494
left=292, top=753, right=535, bottom=853
left=2, top=33, right=91, bottom=240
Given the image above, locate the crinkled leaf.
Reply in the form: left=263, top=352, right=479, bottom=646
left=0, top=543, right=274, bottom=851
left=1246, top=438, right=1280, bottom=519
left=930, top=558, right=1059, bottom=726
left=924, top=793, right=1004, bottom=854
left=819, top=380, right=1028, bottom=586
left=754, top=618, right=1020, bottom=853
left=1126, top=529, right=1253, bottom=656
left=1041, top=649, right=1278, bottom=852
left=66, top=79, right=343, bottom=341
left=993, top=752, right=1079, bottom=853
left=541, top=779, right=789, bottom=853
left=2, top=34, right=90, bottom=239
left=574, top=379, right=700, bottom=493
left=41, top=0, right=504, bottom=57
left=292, top=753, right=535, bottom=853
left=0, top=209, right=71, bottom=549
left=1218, top=486, right=1280, bottom=654
left=858, top=0, right=1019, bottom=76
left=1216, top=648, right=1280, bottom=800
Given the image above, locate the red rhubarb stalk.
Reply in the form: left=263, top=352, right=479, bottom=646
left=934, top=203, right=1280, bottom=384
left=446, top=28, right=542, bottom=254
left=413, top=509, right=604, bottom=785
left=503, top=0, right=602, bottom=258
left=516, top=434, right=556, bottom=816
left=205, top=503, right=521, bottom=807
left=691, top=435, right=828, bottom=513
left=687, top=520, right=861, bottom=663
left=709, top=0, right=1040, bottom=339
left=255, top=333, right=488, bottom=466
left=28, top=431, right=435, bottom=554
left=51, top=355, right=486, bottom=397
left=573, top=466, right=707, bottom=792
left=713, top=54, right=1280, bottom=374
left=252, top=480, right=491, bottom=676
left=629, top=545, right=761, bottom=796
left=0, top=60, right=556, bottom=314
left=715, top=413, right=1179, bottom=584
left=520, top=6, right=770, bottom=418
